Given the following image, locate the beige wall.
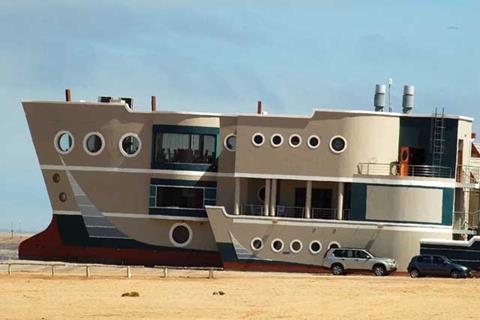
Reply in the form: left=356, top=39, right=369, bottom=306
left=233, top=111, right=400, bottom=178
left=366, top=185, right=443, bottom=223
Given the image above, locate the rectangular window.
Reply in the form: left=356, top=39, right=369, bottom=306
left=155, top=186, right=204, bottom=209
left=154, top=133, right=216, bottom=165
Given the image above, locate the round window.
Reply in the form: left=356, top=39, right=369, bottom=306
left=257, top=186, right=266, bottom=202
left=309, top=240, right=322, bottom=254
left=289, top=134, right=302, bottom=148
left=290, top=240, right=303, bottom=254
left=328, top=241, right=341, bottom=250
left=169, top=223, right=192, bottom=247
left=119, top=133, right=141, bottom=157
left=271, top=239, right=284, bottom=253
left=84, top=132, right=105, bottom=156
left=59, top=192, right=67, bottom=202
left=54, top=131, right=74, bottom=154
left=52, top=173, right=61, bottom=183
left=330, top=136, right=347, bottom=154
left=224, top=134, right=237, bottom=152
left=307, top=135, right=320, bottom=149
left=270, top=134, right=283, bottom=147
left=251, top=237, right=264, bottom=251
left=252, top=133, right=265, bottom=147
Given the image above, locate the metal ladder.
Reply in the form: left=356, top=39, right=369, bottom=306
left=431, top=107, right=446, bottom=172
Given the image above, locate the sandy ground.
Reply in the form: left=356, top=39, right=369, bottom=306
left=0, top=232, right=30, bottom=261
left=1, top=233, right=479, bottom=320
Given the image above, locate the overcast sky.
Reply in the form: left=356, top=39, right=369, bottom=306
left=1, top=1, right=479, bottom=231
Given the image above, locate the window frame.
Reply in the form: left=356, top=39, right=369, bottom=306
left=270, top=133, right=284, bottom=148
left=153, top=185, right=206, bottom=210
left=169, top=222, right=193, bottom=247
left=288, top=134, right=302, bottom=148
left=54, top=130, right=75, bottom=155
left=309, top=240, right=323, bottom=254
left=119, top=132, right=142, bottom=158
left=329, top=135, right=348, bottom=154
left=271, top=238, right=284, bottom=253
left=251, top=133, right=265, bottom=147
left=224, top=133, right=237, bottom=152
left=307, top=135, right=321, bottom=150
left=151, top=125, right=219, bottom=171
left=83, top=132, right=105, bottom=156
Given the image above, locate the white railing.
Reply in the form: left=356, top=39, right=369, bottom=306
left=456, top=165, right=480, bottom=184
left=358, top=163, right=453, bottom=178
left=240, top=204, right=350, bottom=220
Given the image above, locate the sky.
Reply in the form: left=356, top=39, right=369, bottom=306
left=1, top=0, right=479, bottom=232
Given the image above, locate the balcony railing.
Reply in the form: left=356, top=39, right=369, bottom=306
left=456, top=165, right=480, bottom=184
left=453, top=210, right=480, bottom=230
left=358, top=163, right=453, bottom=178
left=240, top=204, right=350, bottom=220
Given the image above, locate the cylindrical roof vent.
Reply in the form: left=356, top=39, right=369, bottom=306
left=374, top=84, right=386, bottom=112
left=402, top=85, right=415, bottom=114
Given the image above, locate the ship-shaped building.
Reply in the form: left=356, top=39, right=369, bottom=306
left=20, top=86, right=480, bottom=272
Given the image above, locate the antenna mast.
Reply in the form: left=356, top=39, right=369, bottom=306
left=388, top=78, right=393, bottom=112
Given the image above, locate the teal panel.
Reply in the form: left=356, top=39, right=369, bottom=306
left=349, top=183, right=366, bottom=221
left=149, top=186, right=156, bottom=197
left=442, top=188, right=454, bottom=226
left=204, top=189, right=217, bottom=199
left=149, top=196, right=156, bottom=208
left=204, top=199, right=216, bottom=206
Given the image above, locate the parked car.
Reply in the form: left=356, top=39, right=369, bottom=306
left=407, top=255, right=471, bottom=278
left=323, top=248, right=397, bottom=276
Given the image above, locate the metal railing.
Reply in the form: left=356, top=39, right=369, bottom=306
left=456, top=165, right=480, bottom=184
left=454, top=211, right=480, bottom=231
left=358, top=162, right=453, bottom=178
left=240, top=204, right=350, bottom=220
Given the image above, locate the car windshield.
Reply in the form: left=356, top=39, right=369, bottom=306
left=442, top=257, right=453, bottom=264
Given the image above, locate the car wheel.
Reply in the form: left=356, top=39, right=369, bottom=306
left=373, top=264, right=387, bottom=276
left=451, top=270, right=461, bottom=279
left=409, top=269, right=420, bottom=278
left=331, top=263, right=344, bottom=276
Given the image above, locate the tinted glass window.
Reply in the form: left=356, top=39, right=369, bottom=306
left=253, top=134, right=264, bottom=145
left=355, top=251, right=369, bottom=259
left=433, top=256, right=445, bottom=265
left=57, top=132, right=73, bottom=153
left=345, top=250, right=354, bottom=258
left=290, top=135, right=301, bottom=146
left=121, top=135, right=140, bottom=155
left=308, top=136, right=319, bottom=147
left=272, top=135, right=282, bottom=146
left=417, top=256, right=432, bottom=264
left=273, top=240, right=283, bottom=251
left=331, top=137, right=346, bottom=152
left=155, top=133, right=216, bottom=164
left=172, top=225, right=190, bottom=244
left=156, top=186, right=204, bottom=209
left=333, top=249, right=344, bottom=257
left=86, top=134, right=103, bottom=153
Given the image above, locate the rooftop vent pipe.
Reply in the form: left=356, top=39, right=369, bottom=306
left=402, top=85, right=415, bottom=114
left=374, top=84, right=386, bottom=112
left=257, top=101, right=262, bottom=114
left=151, top=96, right=157, bottom=112
left=65, top=89, right=71, bottom=102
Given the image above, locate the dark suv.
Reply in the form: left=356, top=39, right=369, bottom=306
left=407, top=255, right=471, bottom=278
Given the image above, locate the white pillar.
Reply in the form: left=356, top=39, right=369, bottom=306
left=264, top=179, right=271, bottom=216
left=305, top=181, right=312, bottom=219
left=337, top=182, right=344, bottom=220
left=234, top=178, right=241, bottom=215
left=270, top=179, right=277, bottom=216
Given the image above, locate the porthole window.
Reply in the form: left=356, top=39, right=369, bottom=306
left=307, top=135, right=320, bottom=149
left=289, top=134, right=302, bottom=148
left=119, top=133, right=141, bottom=157
left=309, top=240, right=322, bottom=254
left=328, top=241, right=341, bottom=250
left=252, top=133, right=265, bottom=147
left=271, top=239, right=284, bottom=253
left=83, top=132, right=105, bottom=156
left=59, top=192, right=67, bottom=202
left=169, top=223, right=193, bottom=247
left=224, top=134, right=237, bottom=152
left=251, top=237, right=264, bottom=251
left=290, top=240, right=303, bottom=254
left=257, top=186, right=266, bottom=202
left=270, top=134, right=283, bottom=147
left=329, top=136, right=347, bottom=154
left=54, top=131, right=74, bottom=154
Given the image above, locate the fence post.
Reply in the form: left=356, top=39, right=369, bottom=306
left=208, top=269, right=214, bottom=279
left=7, top=264, right=11, bottom=275
left=51, top=265, right=55, bottom=277
left=163, top=267, right=168, bottom=278
left=86, top=266, right=90, bottom=278
left=127, top=266, right=131, bottom=278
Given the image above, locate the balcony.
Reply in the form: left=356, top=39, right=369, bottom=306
left=456, top=165, right=480, bottom=184
left=239, top=204, right=351, bottom=220
left=358, top=163, right=453, bottom=179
